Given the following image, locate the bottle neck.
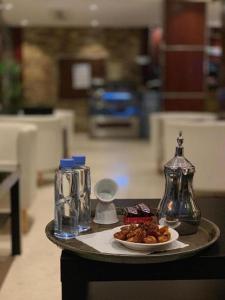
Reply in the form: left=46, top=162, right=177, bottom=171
left=175, top=146, right=183, bottom=156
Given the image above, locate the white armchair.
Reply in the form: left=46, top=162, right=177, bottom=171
left=54, top=109, right=75, bottom=156
left=0, top=123, right=38, bottom=221
left=0, top=115, right=64, bottom=174
left=163, top=119, right=225, bottom=193
left=149, top=112, right=217, bottom=171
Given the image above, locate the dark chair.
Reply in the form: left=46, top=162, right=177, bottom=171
left=22, top=106, right=54, bottom=115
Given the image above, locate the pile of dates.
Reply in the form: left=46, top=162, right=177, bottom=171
left=114, top=221, right=171, bottom=244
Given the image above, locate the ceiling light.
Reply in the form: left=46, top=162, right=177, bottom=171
left=4, top=3, right=13, bottom=10
left=89, top=3, right=98, bottom=11
left=91, top=19, right=99, bottom=27
left=0, top=2, right=13, bottom=10
left=21, top=19, right=29, bottom=27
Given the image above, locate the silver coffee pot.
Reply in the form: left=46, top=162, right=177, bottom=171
left=157, top=132, right=201, bottom=235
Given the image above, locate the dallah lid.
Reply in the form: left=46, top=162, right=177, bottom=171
left=164, top=132, right=195, bottom=173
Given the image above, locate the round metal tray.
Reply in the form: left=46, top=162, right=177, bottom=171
left=45, top=217, right=220, bottom=264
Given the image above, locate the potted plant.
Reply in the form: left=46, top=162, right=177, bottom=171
left=0, top=58, right=22, bottom=114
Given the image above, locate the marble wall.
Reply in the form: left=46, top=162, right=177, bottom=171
left=22, top=27, right=145, bottom=131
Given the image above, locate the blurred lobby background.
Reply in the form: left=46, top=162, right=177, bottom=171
left=1, top=0, right=225, bottom=299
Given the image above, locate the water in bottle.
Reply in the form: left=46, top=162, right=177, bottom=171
left=72, top=155, right=91, bottom=232
left=54, top=159, right=79, bottom=239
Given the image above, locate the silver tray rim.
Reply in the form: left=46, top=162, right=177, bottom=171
left=45, top=217, right=220, bottom=264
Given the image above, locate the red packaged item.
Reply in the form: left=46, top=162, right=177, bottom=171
left=123, top=203, right=157, bottom=224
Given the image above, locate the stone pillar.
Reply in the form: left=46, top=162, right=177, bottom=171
left=162, top=0, right=206, bottom=111
left=11, top=27, right=22, bottom=63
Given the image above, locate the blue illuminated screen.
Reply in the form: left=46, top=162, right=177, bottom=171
left=102, top=92, right=132, bottom=101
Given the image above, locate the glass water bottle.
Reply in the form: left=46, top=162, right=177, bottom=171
left=72, top=155, right=91, bottom=232
left=54, top=159, right=79, bottom=239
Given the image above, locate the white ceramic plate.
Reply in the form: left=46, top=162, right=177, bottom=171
left=113, top=225, right=179, bottom=252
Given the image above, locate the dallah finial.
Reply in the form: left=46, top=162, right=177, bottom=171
left=177, top=131, right=184, bottom=147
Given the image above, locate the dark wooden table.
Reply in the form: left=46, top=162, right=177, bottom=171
left=49, top=198, right=225, bottom=300
left=0, top=171, right=21, bottom=255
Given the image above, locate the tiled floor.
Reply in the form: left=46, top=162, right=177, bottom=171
left=0, top=134, right=224, bottom=300
left=74, top=134, right=164, bottom=199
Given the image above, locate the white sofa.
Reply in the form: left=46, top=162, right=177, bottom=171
left=54, top=109, right=75, bottom=156
left=0, top=115, right=64, bottom=174
left=0, top=123, right=38, bottom=211
left=162, top=119, right=225, bottom=193
left=149, top=112, right=217, bottom=171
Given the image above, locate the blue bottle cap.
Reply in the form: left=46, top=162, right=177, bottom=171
left=60, top=159, right=75, bottom=169
left=72, top=155, right=86, bottom=166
